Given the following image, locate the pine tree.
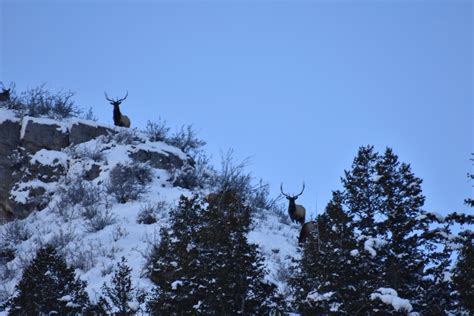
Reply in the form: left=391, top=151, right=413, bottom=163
left=147, top=195, right=205, bottom=314
left=374, top=148, right=427, bottom=307
left=102, top=257, right=138, bottom=315
left=453, top=237, right=474, bottom=313
left=147, top=192, right=280, bottom=314
left=8, top=245, right=89, bottom=315
left=291, top=191, right=363, bottom=314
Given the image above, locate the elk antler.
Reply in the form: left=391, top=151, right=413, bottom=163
left=294, top=182, right=305, bottom=197
left=104, top=91, right=128, bottom=104
left=280, top=183, right=290, bottom=198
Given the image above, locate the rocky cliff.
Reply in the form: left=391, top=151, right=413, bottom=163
left=0, top=108, right=191, bottom=222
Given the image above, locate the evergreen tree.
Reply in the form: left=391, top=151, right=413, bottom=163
left=291, top=191, right=364, bottom=314
left=374, top=148, right=427, bottom=307
left=8, top=245, right=89, bottom=315
left=147, top=193, right=280, bottom=315
left=453, top=237, right=474, bottom=313
left=102, top=257, right=138, bottom=315
left=292, top=146, right=431, bottom=314
left=147, top=195, right=205, bottom=314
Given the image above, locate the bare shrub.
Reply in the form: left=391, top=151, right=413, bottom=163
left=80, top=107, right=97, bottom=121
left=1, top=219, right=30, bottom=246
left=168, top=125, right=206, bottom=157
left=137, top=201, right=168, bottom=225
left=11, top=84, right=82, bottom=119
left=172, top=153, right=215, bottom=190
left=145, top=118, right=170, bottom=142
left=212, top=149, right=253, bottom=197
left=111, top=224, right=128, bottom=242
left=85, top=208, right=116, bottom=233
left=107, top=162, right=153, bottom=203
left=66, top=240, right=102, bottom=271
left=49, top=226, right=78, bottom=251
left=113, top=129, right=143, bottom=145
left=54, top=176, right=104, bottom=221
left=70, top=145, right=106, bottom=163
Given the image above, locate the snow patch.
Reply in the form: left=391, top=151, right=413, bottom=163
left=370, top=287, right=413, bottom=313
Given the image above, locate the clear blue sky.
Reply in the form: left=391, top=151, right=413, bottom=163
left=1, top=0, right=472, bottom=216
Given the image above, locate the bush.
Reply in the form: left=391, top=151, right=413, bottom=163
left=6, top=84, right=82, bottom=118
left=54, top=176, right=104, bottom=221
left=106, top=162, right=153, bottom=203
left=0, top=220, right=30, bottom=247
left=137, top=201, right=168, bottom=225
left=172, top=154, right=214, bottom=190
left=85, top=208, right=116, bottom=233
left=168, top=125, right=206, bottom=157
left=145, top=119, right=170, bottom=142
left=113, top=129, right=144, bottom=145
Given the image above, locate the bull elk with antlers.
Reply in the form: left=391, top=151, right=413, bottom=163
left=0, top=88, right=11, bottom=102
left=281, top=182, right=306, bottom=225
left=105, top=91, right=131, bottom=128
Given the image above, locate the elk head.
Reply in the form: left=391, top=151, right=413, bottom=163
left=105, top=91, right=131, bottom=128
left=281, top=182, right=306, bottom=225
left=0, top=88, right=11, bottom=102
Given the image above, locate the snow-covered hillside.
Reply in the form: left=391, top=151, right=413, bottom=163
left=0, top=108, right=298, bottom=312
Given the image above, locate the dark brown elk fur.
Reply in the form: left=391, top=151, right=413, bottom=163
left=0, top=88, right=11, bottom=102
left=281, top=183, right=306, bottom=224
left=299, top=220, right=317, bottom=243
left=105, top=92, right=131, bottom=128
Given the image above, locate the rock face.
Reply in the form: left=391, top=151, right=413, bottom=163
left=0, top=119, right=21, bottom=222
left=0, top=114, right=114, bottom=222
left=0, top=111, right=192, bottom=223
left=21, top=118, right=70, bottom=153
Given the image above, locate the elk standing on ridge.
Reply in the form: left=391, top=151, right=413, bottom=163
left=105, top=91, right=131, bottom=128
left=0, top=88, right=11, bottom=102
left=281, top=182, right=306, bottom=225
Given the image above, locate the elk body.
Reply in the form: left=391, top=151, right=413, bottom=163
left=299, top=220, right=317, bottom=243
left=105, top=92, right=131, bottom=128
left=0, top=88, right=11, bottom=102
left=280, top=183, right=306, bottom=225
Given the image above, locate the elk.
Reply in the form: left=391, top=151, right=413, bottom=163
left=299, top=220, right=317, bottom=243
left=280, top=182, right=306, bottom=225
left=0, top=88, right=11, bottom=102
left=105, top=92, right=131, bottom=128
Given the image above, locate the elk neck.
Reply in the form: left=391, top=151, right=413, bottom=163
left=113, top=105, right=122, bottom=124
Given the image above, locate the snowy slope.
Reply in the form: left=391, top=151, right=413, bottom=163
left=0, top=117, right=299, bottom=311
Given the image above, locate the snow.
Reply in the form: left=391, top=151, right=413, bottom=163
left=363, top=236, right=387, bottom=257
left=306, top=290, right=334, bottom=302
left=429, top=212, right=446, bottom=223
left=350, top=249, right=359, bottom=257
left=371, top=175, right=382, bottom=182
left=30, top=149, right=69, bottom=167
left=0, top=108, right=19, bottom=124
left=0, top=130, right=297, bottom=312
left=370, top=288, right=413, bottom=313
left=171, top=280, right=183, bottom=290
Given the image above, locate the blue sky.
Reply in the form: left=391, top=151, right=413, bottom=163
left=1, top=0, right=472, bottom=217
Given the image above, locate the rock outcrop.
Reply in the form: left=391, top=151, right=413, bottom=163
left=0, top=109, right=192, bottom=223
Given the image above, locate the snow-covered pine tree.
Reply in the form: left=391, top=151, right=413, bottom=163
left=7, top=245, right=89, bottom=315
left=419, top=223, right=456, bottom=315
left=102, top=257, right=139, bottom=315
left=147, top=192, right=280, bottom=314
left=453, top=236, right=474, bottom=313
left=147, top=195, right=205, bottom=314
left=291, top=191, right=362, bottom=314
left=374, top=148, right=427, bottom=308
left=196, top=190, right=280, bottom=314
